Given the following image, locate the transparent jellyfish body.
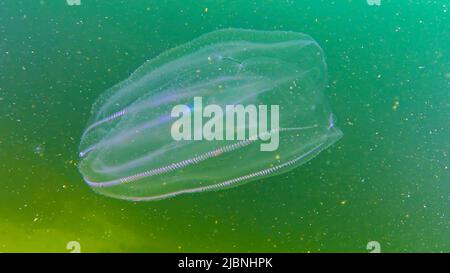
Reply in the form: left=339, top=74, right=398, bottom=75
left=78, top=29, right=343, bottom=201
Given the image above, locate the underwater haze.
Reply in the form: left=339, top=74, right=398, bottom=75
left=0, top=0, right=448, bottom=252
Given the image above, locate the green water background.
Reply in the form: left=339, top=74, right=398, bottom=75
left=0, top=0, right=448, bottom=252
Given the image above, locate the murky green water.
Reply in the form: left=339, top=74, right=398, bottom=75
left=0, top=0, right=448, bottom=252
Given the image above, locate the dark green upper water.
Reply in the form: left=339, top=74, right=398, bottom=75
left=0, top=0, right=448, bottom=252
